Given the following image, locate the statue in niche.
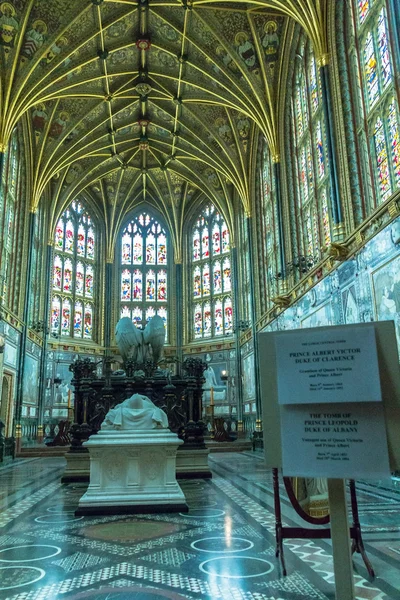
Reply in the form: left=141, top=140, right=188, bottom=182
left=202, top=365, right=226, bottom=404
left=101, top=394, right=169, bottom=431
left=115, top=315, right=165, bottom=365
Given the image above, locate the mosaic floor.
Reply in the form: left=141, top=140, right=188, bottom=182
left=0, top=452, right=400, bottom=600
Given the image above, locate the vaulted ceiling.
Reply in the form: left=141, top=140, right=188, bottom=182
left=0, top=0, right=328, bottom=257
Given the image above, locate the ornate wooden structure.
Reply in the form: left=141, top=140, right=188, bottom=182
left=66, top=357, right=208, bottom=456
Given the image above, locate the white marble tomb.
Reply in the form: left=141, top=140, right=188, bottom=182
left=76, top=394, right=187, bottom=515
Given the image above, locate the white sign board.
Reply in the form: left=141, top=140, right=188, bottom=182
left=275, top=325, right=382, bottom=405
left=280, top=402, right=390, bottom=478
left=273, top=324, right=390, bottom=479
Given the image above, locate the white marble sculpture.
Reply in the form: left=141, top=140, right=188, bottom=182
left=77, top=393, right=187, bottom=515
left=102, top=394, right=168, bottom=430
left=202, top=365, right=226, bottom=403
left=115, top=315, right=165, bottom=364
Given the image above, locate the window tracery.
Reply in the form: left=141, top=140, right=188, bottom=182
left=51, top=201, right=96, bottom=339
left=346, top=0, right=400, bottom=211
left=290, top=35, right=331, bottom=262
left=191, top=204, right=232, bottom=339
left=119, top=213, right=168, bottom=338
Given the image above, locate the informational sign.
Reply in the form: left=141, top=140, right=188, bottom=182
left=274, top=324, right=390, bottom=479
left=275, top=325, right=382, bottom=405
left=280, top=402, right=390, bottom=478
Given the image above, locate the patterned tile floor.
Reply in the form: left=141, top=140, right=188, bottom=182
left=0, top=452, right=399, bottom=600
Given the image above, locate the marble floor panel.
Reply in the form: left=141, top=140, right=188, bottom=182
left=0, top=453, right=399, bottom=600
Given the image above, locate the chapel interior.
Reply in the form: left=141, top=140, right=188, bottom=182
left=0, top=0, right=400, bottom=598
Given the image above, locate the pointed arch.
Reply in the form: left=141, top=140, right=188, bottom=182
left=118, top=211, right=170, bottom=340
left=189, top=202, right=233, bottom=340
left=50, top=199, right=97, bottom=340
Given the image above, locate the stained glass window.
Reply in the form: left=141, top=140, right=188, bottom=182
left=258, top=142, right=278, bottom=313
left=291, top=33, right=331, bottom=264
left=346, top=0, right=400, bottom=211
left=190, top=204, right=232, bottom=339
left=119, top=213, right=169, bottom=339
left=51, top=200, right=96, bottom=339
left=0, top=129, right=22, bottom=309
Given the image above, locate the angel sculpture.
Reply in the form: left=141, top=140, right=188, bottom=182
left=115, top=315, right=166, bottom=365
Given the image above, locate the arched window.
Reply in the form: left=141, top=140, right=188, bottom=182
left=51, top=200, right=96, bottom=339
left=345, top=0, right=399, bottom=213
left=290, top=34, right=331, bottom=263
left=119, top=213, right=169, bottom=338
left=258, top=142, right=279, bottom=311
left=0, top=130, right=21, bottom=307
left=191, top=204, right=232, bottom=339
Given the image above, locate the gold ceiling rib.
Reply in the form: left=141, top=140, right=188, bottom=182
left=0, top=0, right=327, bottom=245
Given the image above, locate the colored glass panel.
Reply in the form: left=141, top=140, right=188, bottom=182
left=146, top=307, right=156, bottom=322
left=122, top=232, right=131, bottom=264
left=53, top=255, right=62, bottom=290
left=77, top=225, right=85, bottom=256
left=121, top=306, right=130, bottom=319
left=212, top=223, right=221, bottom=255
left=74, top=301, right=83, bottom=337
left=61, top=299, right=71, bottom=336
left=146, top=233, right=156, bottom=264
left=316, top=121, right=325, bottom=179
left=358, top=0, right=369, bottom=24
left=300, top=147, right=308, bottom=203
left=388, top=100, right=400, bottom=186
left=157, top=270, right=167, bottom=301
left=202, top=227, right=209, bottom=258
left=222, top=223, right=230, bottom=253
left=76, top=262, right=84, bottom=295
left=224, top=298, right=233, bottom=333
left=377, top=8, right=391, bottom=88
left=121, top=269, right=131, bottom=301
left=194, top=304, right=202, bottom=338
left=193, top=267, right=201, bottom=298
left=157, top=233, right=167, bottom=264
left=321, top=188, right=331, bottom=246
left=132, top=307, right=142, bottom=327
left=203, top=303, right=212, bottom=337
left=84, top=304, right=93, bottom=338
left=364, top=32, right=379, bottom=108
left=146, top=270, right=156, bottom=301
left=309, top=55, right=319, bottom=112
left=85, top=265, right=94, bottom=297
left=214, top=300, right=223, bottom=335
left=193, top=230, right=201, bottom=261
left=64, top=220, right=74, bottom=253
left=202, top=264, right=210, bottom=296
left=374, top=116, right=392, bottom=201
left=55, top=220, right=64, bottom=250
left=133, top=233, right=143, bottom=263
left=213, top=261, right=222, bottom=294
left=132, top=269, right=142, bottom=301
left=223, top=258, right=231, bottom=292
left=87, top=228, right=95, bottom=259
left=51, top=296, right=61, bottom=332
left=63, top=259, right=73, bottom=293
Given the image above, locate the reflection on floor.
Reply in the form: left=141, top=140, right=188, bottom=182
left=0, top=452, right=400, bottom=600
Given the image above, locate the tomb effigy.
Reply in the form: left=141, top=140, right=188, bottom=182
left=76, top=394, right=187, bottom=515
left=63, top=316, right=210, bottom=483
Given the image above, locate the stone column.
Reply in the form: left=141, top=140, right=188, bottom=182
left=245, top=215, right=262, bottom=435
left=37, top=242, right=53, bottom=443
left=175, top=261, right=183, bottom=371
left=104, top=260, right=113, bottom=354
left=319, top=58, right=345, bottom=240
left=273, top=159, right=286, bottom=282
left=231, top=246, right=243, bottom=432
left=14, top=210, right=36, bottom=453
